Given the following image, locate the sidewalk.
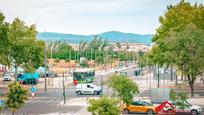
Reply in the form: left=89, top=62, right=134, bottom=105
left=59, top=97, right=98, bottom=115
left=188, top=98, right=204, bottom=107
left=75, top=107, right=90, bottom=115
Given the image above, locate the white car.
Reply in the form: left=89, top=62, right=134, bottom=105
left=171, top=100, right=202, bottom=115
left=75, top=83, right=102, bottom=95
left=2, top=73, right=12, bottom=81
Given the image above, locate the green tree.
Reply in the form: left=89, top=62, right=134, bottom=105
left=169, top=89, right=187, bottom=110
left=169, top=89, right=177, bottom=102
left=54, top=43, right=74, bottom=60
left=0, top=11, right=11, bottom=66
left=87, top=96, right=120, bottom=115
left=138, top=54, right=148, bottom=74
left=107, top=74, right=139, bottom=105
left=150, top=1, right=204, bottom=95
left=6, top=82, right=28, bottom=115
left=164, top=24, right=204, bottom=97
left=153, top=0, right=204, bottom=42
left=9, top=18, right=44, bottom=76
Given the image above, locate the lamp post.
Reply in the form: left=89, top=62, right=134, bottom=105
left=62, top=72, right=66, bottom=104
left=101, top=77, right=103, bottom=96
left=157, top=65, right=160, bottom=88
left=44, top=44, right=47, bottom=93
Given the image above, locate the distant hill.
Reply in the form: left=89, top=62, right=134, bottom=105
left=37, top=31, right=152, bottom=44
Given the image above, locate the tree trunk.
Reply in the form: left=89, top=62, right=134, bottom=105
left=175, top=74, right=178, bottom=86
left=187, top=75, right=194, bottom=97
left=189, top=81, right=194, bottom=97
left=170, top=66, right=173, bottom=82
left=157, top=66, right=160, bottom=88
left=140, top=67, right=143, bottom=76
left=14, top=63, right=18, bottom=80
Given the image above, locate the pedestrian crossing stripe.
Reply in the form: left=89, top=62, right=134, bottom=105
left=32, top=100, right=41, bottom=104
left=26, top=99, right=61, bottom=104
left=45, top=100, right=53, bottom=103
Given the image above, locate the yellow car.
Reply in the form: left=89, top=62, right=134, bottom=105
left=121, top=101, right=156, bottom=114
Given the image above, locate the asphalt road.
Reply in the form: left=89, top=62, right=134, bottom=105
left=1, top=66, right=137, bottom=114
left=3, top=66, right=201, bottom=115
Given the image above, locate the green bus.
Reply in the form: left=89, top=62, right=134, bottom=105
left=73, top=68, right=95, bottom=85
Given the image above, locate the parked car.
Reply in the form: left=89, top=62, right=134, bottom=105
left=2, top=73, right=12, bottom=81
left=121, top=100, right=156, bottom=115
left=75, top=83, right=102, bottom=95
left=171, top=100, right=202, bottom=115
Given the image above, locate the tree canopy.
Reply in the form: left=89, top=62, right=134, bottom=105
left=0, top=11, right=10, bottom=66
left=150, top=0, right=204, bottom=97
left=9, top=18, right=45, bottom=73
left=87, top=96, right=120, bottom=115
left=6, top=82, right=28, bottom=115
left=106, top=74, right=139, bottom=105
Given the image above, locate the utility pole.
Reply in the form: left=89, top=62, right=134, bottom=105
left=101, top=77, right=103, bottom=96
left=91, top=49, right=92, bottom=60
left=118, top=51, right=120, bottom=68
left=50, top=47, right=52, bottom=59
left=62, top=72, right=66, bottom=104
left=157, top=65, right=160, bottom=88
left=69, top=49, right=71, bottom=72
left=94, top=50, right=96, bottom=68
left=44, top=44, right=47, bottom=93
left=149, top=65, right=152, bottom=101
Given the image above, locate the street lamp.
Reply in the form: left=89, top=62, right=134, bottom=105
left=62, top=72, right=66, bottom=104
left=44, top=44, right=47, bottom=93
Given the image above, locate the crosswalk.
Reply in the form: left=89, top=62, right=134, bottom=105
left=26, top=99, right=62, bottom=104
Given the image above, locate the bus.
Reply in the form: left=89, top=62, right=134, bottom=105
left=72, top=68, right=95, bottom=85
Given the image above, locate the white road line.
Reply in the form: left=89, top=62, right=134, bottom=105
left=26, top=100, right=34, bottom=103
left=53, top=100, right=61, bottom=103
left=32, top=100, right=41, bottom=104
left=37, top=100, right=47, bottom=104
left=44, top=100, right=54, bottom=104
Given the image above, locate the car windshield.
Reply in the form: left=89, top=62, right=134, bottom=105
left=141, top=101, right=153, bottom=106
left=4, top=74, right=10, bottom=77
left=132, top=101, right=153, bottom=106
left=185, top=101, right=192, bottom=107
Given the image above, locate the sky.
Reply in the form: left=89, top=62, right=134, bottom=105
left=0, top=0, right=203, bottom=35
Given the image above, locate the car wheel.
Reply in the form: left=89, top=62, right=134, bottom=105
left=93, top=91, right=98, bottom=95
left=147, top=109, right=154, bottom=115
left=191, top=110, right=198, bottom=115
left=98, top=92, right=102, bottom=96
left=122, top=109, right=129, bottom=114
left=77, top=91, right=82, bottom=95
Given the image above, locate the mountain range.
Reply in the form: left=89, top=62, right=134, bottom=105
left=37, top=31, right=152, bottom=44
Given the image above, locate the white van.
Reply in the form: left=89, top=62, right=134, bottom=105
left=75, top=83, right=102, bottom=95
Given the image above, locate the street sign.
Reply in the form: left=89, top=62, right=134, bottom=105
left=30, top=87, right=37, bottom=93
left=30, top=86, right=37, bottom=97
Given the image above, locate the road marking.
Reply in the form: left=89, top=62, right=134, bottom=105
left=26, top=99, right=63, bottom=104
left=38, top=100, right=48, bottom=104
left=44, top=100, right=53, bottom=104
left=26, top=100, right=34, bottom=103
left=32, top=100, right=41, bottom=104
left=53, top=100, right=61, bottom=103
